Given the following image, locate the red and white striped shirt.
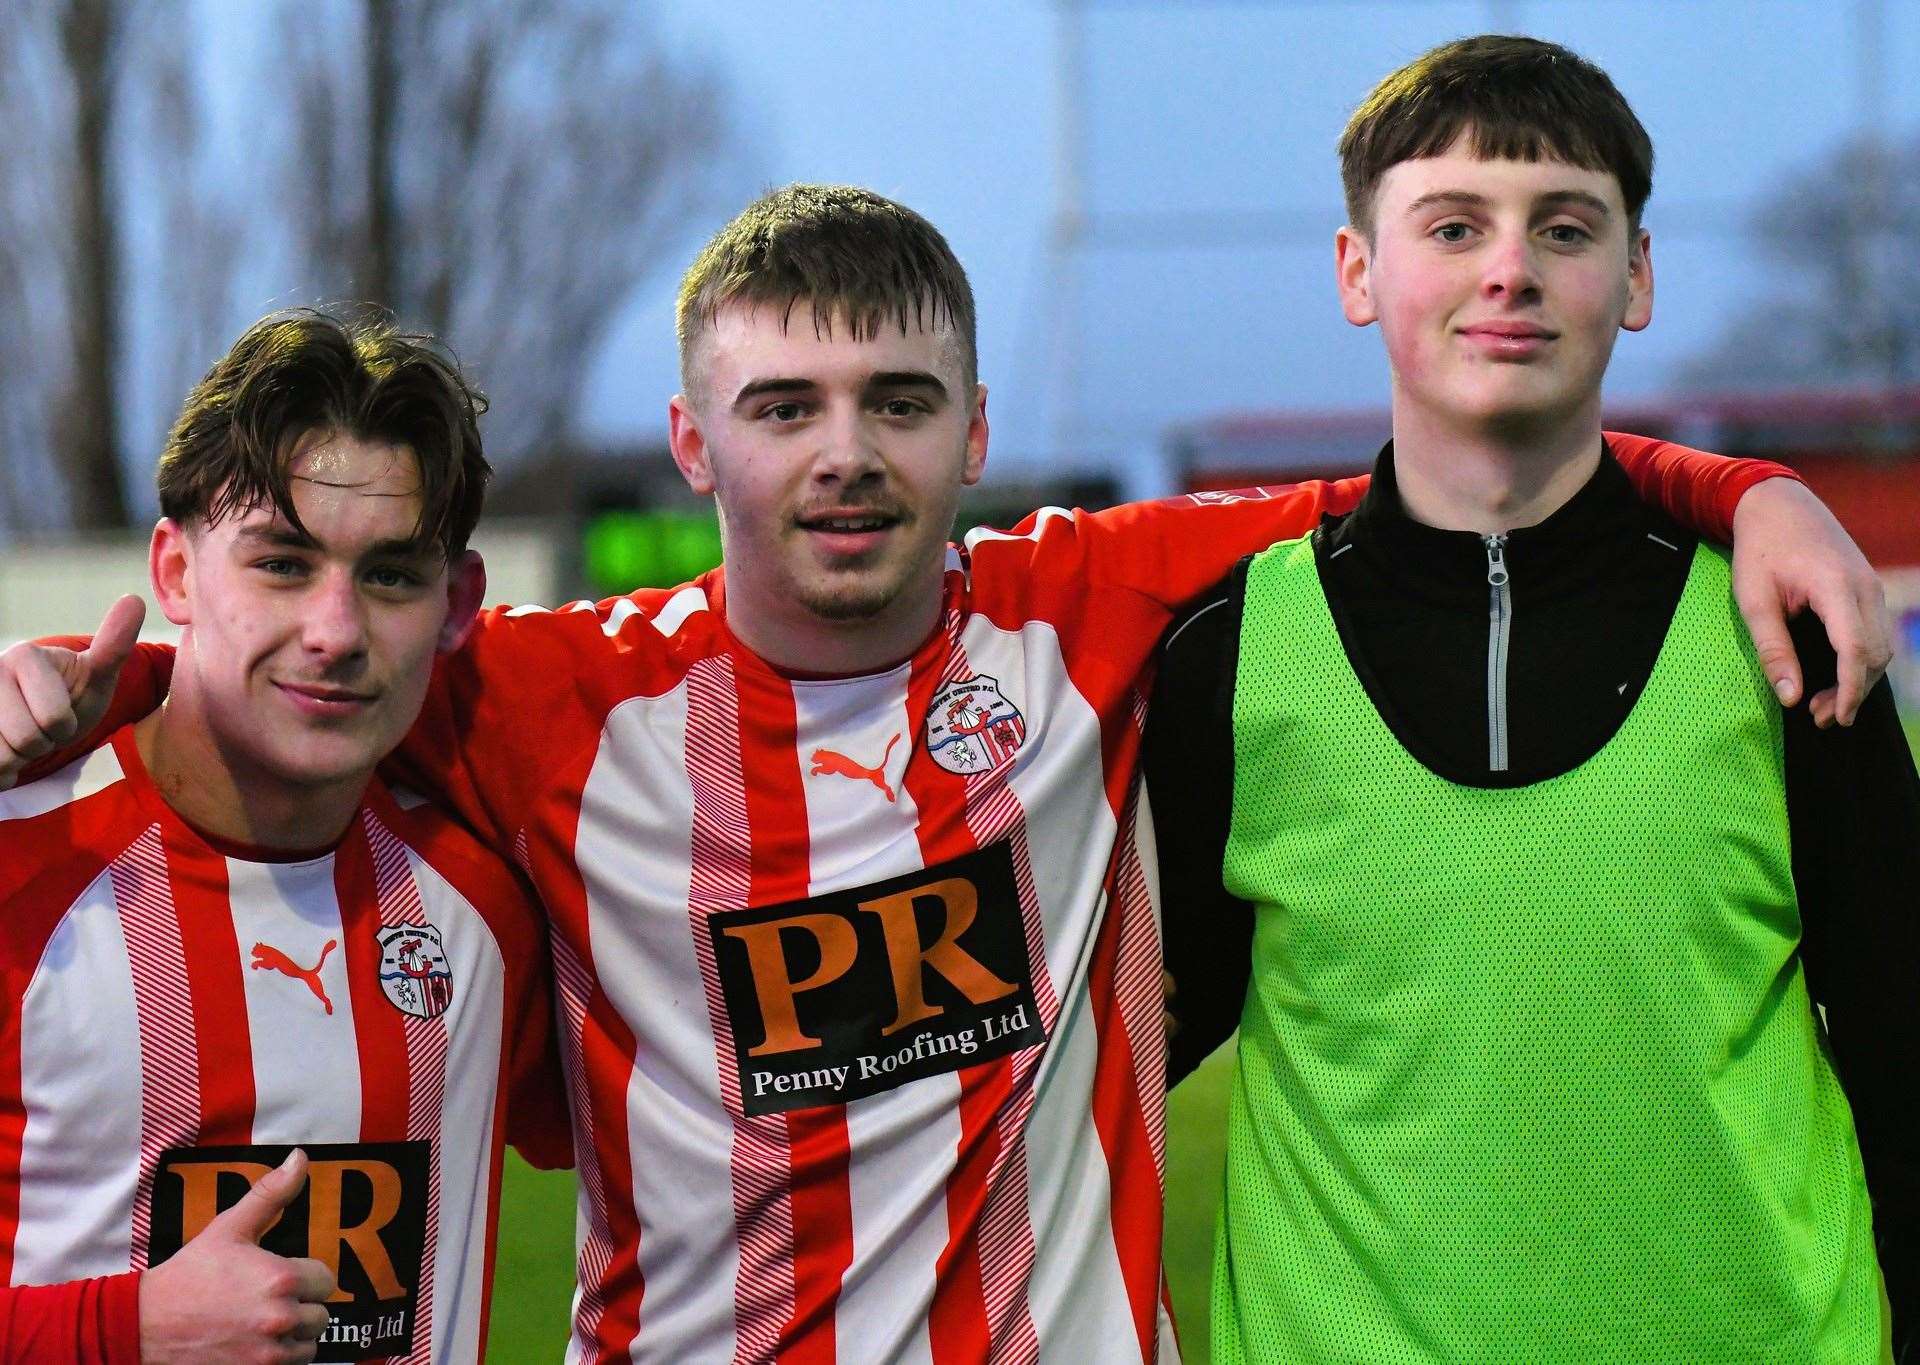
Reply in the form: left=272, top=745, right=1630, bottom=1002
left=0, top=726, right=564, bottom=1363
left=86, top=440, right=1772, bottom=1362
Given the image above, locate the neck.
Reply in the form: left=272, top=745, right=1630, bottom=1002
left=135, top=680, right=363, bottom=853
left=722, top=569, right=943, bottom=677
left=1389, top=395, right=1604, bottom=534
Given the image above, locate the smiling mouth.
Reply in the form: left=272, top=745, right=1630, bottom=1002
left=795, top=510, right=904, bottom=533
left=1457, top=324, right=1559, bottom=361
left=1459, top=323, right=1557, bottom=341
left=793, top=509, right=909, bottom=561
left=275, top=682, right=378, bottom=712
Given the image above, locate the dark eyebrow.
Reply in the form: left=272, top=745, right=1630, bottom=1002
left=233, top=525, right=319, bottom=551
left=366, top=537, right=441, bottom=560
left=1404, top=190, right=1489, bottom=217
left=231, top=525, right=438, bottom=560
left=1404, top=188, right=1614, bottom=219
left=864, top=370, right=948, bottom=401
left=732, top=377, right=816, bottom=409
left=1535, top=190, right=1613, bottom=218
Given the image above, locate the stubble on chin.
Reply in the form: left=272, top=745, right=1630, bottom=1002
left=795, top=573, right=905, bottom=622
left=783, top=508, right=953, bottom=626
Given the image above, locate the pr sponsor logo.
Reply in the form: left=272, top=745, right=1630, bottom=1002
left=709, top=842, right=1044, bottom=1115
left=147, top=1140, right=429, bottom=1362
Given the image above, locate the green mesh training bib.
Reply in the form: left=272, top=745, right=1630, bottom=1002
left=1212, top=536, right=1884, bottom=1364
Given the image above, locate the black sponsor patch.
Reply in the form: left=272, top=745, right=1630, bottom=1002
left=710, top=842, right=1045, bottom=1115
left=148, top=1140, right=428, bottom=1362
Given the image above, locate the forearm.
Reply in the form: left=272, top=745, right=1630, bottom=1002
left=0, top=1273, right=141, bottom=1363
left=1605, top=430, right=1796, bottom=541
left=13, top=640, right=174, bottom=789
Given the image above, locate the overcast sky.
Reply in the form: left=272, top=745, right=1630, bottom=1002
left=548, top=0, right=1920, bottom=494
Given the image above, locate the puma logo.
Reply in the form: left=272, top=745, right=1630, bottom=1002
left=250, top=939, right=338, bottom=1015
left=809, top=733, right=901, bottom=803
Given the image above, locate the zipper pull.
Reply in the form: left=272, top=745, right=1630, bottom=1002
left=1483, top=533, right=1509, bottom=587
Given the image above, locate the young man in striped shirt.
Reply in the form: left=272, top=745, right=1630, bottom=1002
left=0, top=311, right=565, bottom=1362
left=0, top=188, right=1895, bottom=1361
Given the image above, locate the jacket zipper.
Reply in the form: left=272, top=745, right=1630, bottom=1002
left=1483, top=534, right=1511, bottom=772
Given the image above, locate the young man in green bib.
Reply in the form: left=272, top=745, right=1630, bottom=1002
left=1148, top=35, right=1918, bottom=1363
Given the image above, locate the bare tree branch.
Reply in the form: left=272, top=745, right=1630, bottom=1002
left=121, top=5, right=243, bottom=483
left=279, top=0, right=742, bottom=461
left=54, top=0, right=130, bottom=529
left=0, top=5, right=82, bottom=533
left=1687, top=136, right=1920, bottom=393
left=0, top=0, right=740, bottom=537
left=0, top=0, right=228, bottom=533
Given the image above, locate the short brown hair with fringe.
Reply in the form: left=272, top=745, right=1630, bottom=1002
left=1340, top=35, right=1654, bottom=237
left=156, top=308, right=491, bottom=558
left=676, top=184, right=978, bottom=396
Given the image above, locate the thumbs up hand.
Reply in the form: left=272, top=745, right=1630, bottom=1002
left=0, top=595, right=146, bottom=789
left=138, top=1149, right=337, bottom=1365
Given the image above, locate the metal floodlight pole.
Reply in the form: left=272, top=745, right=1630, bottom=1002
left=1049, top=0, right=1086, bottom=465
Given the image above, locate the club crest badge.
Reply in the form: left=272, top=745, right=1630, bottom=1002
left=926, top=675, right=1027, bottom=775
left=377, top=923, right=454, bottom=1020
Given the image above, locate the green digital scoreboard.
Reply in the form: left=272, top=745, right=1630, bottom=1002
left=577, top=478, right=1120, bottom=596
left=582, top=510, right=724, bottom=594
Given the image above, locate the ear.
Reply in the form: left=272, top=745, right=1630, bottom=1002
left=437, top=550, right=487, bottom=654
left=1621, top=227, right=1654, bottom=333
left=668, top=394, right=716, bottom=496
left=1334, top=225, right=1378, bottom=327
left=148, top=519, right=194, bottom=627
left=961, top=383, right=989, bottom=487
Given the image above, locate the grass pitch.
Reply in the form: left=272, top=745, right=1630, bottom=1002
left=487, top=1157, right=579, bottom=1359
left=483, top=1045, right=1240, bottom=1361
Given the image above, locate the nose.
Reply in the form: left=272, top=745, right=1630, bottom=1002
left=1480, top=231, right=1542, bottom=303
left=303, top=569, right=370, bottom=666
left=810, top=405, right=885, bottom=489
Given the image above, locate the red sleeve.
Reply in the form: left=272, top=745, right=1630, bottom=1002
left=494, top=879, right=571, bottom=1172
left=503, top=1003, right=573, bottom=1172
left=384, top=593, right=689, bottom=853
left=16, top=642, right=175, bottom=788
left=1605, top=430, right=1798, bottom=541
left=0, top=1272, right=141, bottom=1363
left=965, top=477, right=1371, bottom=623
left=29, top=601, right=633, bottom=853
left=960, top=437, right=1794, bottom=632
